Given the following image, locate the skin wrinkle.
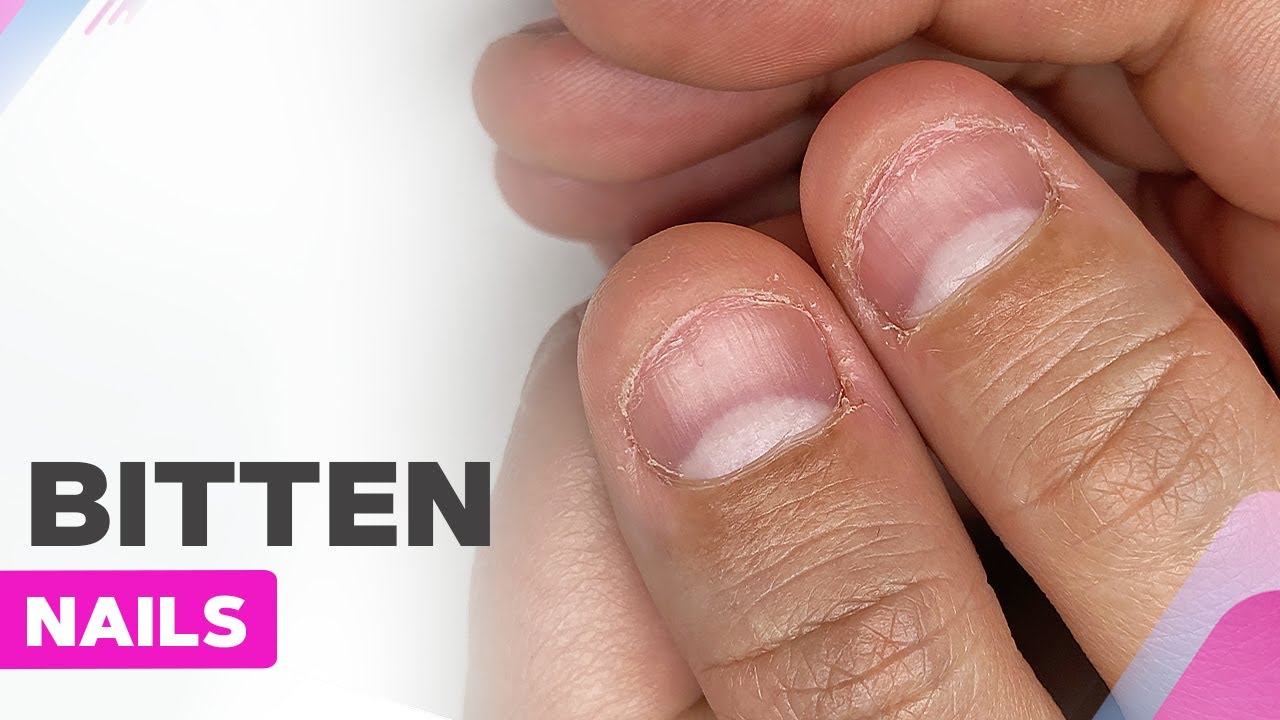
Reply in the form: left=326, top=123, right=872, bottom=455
left=727, top=516, right=941, bottom=595
left=728, top=544, right=940, bottom=629
left=713, top=468, right=929, bottom=551
left=985, top=315, right=1200, bottom=507
left=826, top=607, right=974, bottom=720
left=796, top=573, right=956, bottom=639
left=704, top=575, right=985, bottom=720
left=745, top=474, right=853, bottom=525
left=747, top=573, right=947, bottom=671
left=1098, top=426, right=1217, bottom=534
left=709, top=469, right=930, bottom=575
left=991, top=313, right=1222, bottom=528
left=927, top=209, right=1213, bottom=531
left=665, top=423, right=994, bottom=717
left=738, top=524, right=952, bottom=621
left=962, top=283, right=1143, bottom=407
left=718, top=505, right=939, bottom=601
left=1025, top=314, right=1179, bottom=409
left=1081, top=356, right=1244, bottom=540
left=967, top=308, right=1103, bottom=412
left=704, top=449, right=849, bottom=554
left=706, top=474, right=962, bottom=653
left=942, top=263, right=1119, bottom=400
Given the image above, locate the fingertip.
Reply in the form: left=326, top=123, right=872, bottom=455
left=476, top=18, right=811, bottom=182
left=492, top=152, right=596, bottom=242
left=524, top=303, right=588, bottom=396
left=578, top=223, right=894, bottom=491
left=581, top=224, right=809, bottom=427
left=491, top=152, right=716, bottom=246
left=555, top=0, right=918, bottom=90
left=799, top=60, right=1280, bottom=690
left=475, top=29, right=622, bottom=178
left=802, top=61, right=1109, bottom=326
left=496, top=118, right=817, bottom=245
left=580, top=224, right=792, bottom=379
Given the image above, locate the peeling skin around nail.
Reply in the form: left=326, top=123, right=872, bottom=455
left=619, top=292, right=863, bottom=487
left=839, top=116, right=1067, bottom=342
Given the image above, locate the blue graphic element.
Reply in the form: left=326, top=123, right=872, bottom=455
left=0, top=0, right=92, bottom=113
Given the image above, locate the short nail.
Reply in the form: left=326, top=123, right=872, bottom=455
left=856, top=127, right=1050, bottom=325
left=517, top=17, right=568, bottom=36
left=627, top=297, right=842, bottom=480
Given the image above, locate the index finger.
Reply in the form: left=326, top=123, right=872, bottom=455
left=554, top=0, right=1280, bottom=219
left=467, top=308, right=701, bottom=719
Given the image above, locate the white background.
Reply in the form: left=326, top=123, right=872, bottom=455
left=0, top=0, right=599, bottom=717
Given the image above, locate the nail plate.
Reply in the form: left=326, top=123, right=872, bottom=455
left=856, top=127, right=1050, bottom=325
left=627, top=297, right=841, bottom=480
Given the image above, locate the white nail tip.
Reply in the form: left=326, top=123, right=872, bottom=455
left=678, top=395, right=832, bottom=479
left=908, top=205, right=1042, bottom=320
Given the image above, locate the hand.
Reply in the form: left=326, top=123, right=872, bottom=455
left=467, top=63, right=1280, bottom=719
left=468, top=4, right=1280, bottom=718
left=473, top=2, right=1280, bottom=367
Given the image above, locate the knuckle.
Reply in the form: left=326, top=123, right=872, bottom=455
left=681, top=418, right=995, bottom=719
left=688, top=447, right=990, bottom=719
left=983, top=303, right=1245, bottom=542
left=702, top=565, right=981, bottom=719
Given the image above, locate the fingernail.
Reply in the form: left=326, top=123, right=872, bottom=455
left=517, top=17, right=567, bottom=36
left=856, top=127, right=1050, bottom=325
left=627, top=297, right=841, bottom=480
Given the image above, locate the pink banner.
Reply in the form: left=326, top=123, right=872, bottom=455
left=0, top=0, right=25, bottom=35
left=1156, top=590, right=1280, bottom=718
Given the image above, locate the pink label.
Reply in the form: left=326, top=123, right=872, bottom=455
left=1102, top=493, right=1280, bottom=718
left=0, top=0, right=25, bottom=35
left=0, top=570, right=276, bottom=669
left=1155, top=590, right=1280, bottom=718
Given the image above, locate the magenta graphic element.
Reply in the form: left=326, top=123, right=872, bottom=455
left=0, top=0, right=26, bottom=35
left=84, top=0, right=143, bottom=35
left=1154, top=591, right=1280, bottom=719
left=0, top=570, right=277, bottom=669
left=1094, top=493, right=1280, bottom=718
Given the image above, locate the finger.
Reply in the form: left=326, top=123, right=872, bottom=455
left=495, top=117, right=814, bottom=246
left=466, top=308, right=701, bottom=719
left=1038, top=63, right=1181, bottom=174
left=480, top=25, right=1182, bottom=188
left=577, top=223, right=1062, bottom=719
left=1169, top=178, right=1280, bottom=380
left=749, top=212, right=816, bottom=266
left=556, top=0, right=1280, bottom=218
left=491, top=77, right=1152, bottom=253
left=474, top=20, right=812, bottom=183
left=800, top=60, right=1280, bottom=691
